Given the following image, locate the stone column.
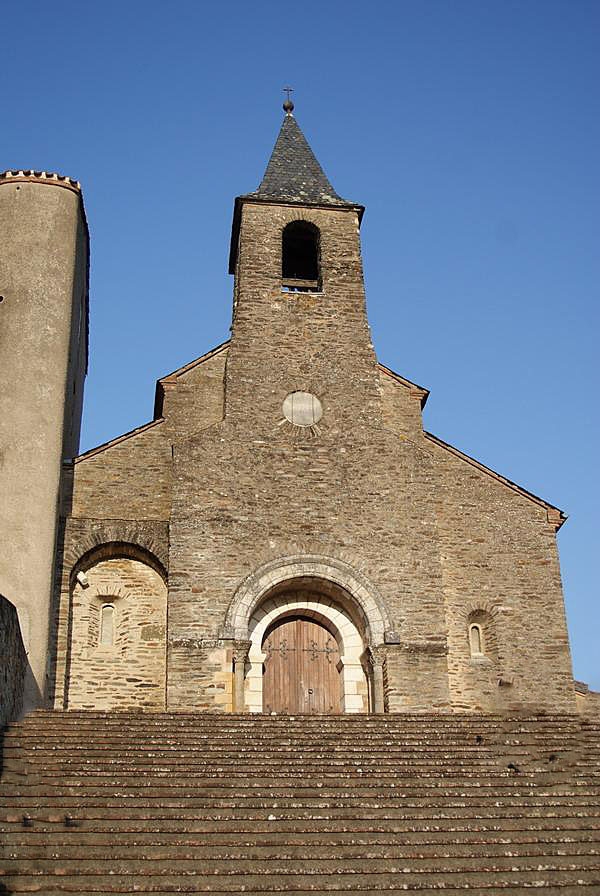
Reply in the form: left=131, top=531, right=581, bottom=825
left=232, top=640, right=251, bottom=712
left=368, top=646, right=386, bottom=714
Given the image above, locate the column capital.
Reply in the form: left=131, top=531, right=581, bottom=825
left=367, top=645, right=387, bottom=668
left=232, top=639, right=252, bottom=662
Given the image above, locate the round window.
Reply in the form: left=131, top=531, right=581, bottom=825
left=282, top=391, right=323, bottom=427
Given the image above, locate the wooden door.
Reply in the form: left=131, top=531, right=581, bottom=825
left=263, top=616, right=341, bottom=713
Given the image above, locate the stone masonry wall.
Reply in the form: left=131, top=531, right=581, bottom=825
left=66, top=557, right=167, bottom=710
left=429, top=437, right=576, bottom=713
left=160, top=346, right=227, bottom=439
left=0, top=595, right=27, bottom=725
left=576, top=683, right=600, bottom=717
left=53, top=196, right=578, bottom=716
left=68, top=421, right=172, bottom=520
left=166, top=201, right=451, bottom=710
left=379, top=369, right=425, bottom=443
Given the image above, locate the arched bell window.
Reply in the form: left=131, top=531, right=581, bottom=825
left=282, top=221, right=321, bottom=292
left=99, top=604, right=115, bottom=646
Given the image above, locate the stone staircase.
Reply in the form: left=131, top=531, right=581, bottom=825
left=1, top=711, right=599, bottom=893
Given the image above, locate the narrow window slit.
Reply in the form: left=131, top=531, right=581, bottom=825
left=99, top=604, right=115, bottom=646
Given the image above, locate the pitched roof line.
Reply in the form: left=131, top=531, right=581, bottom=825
left=424, top=431, right=566, bottom=526
left=69, top=418, right=164, bottom=464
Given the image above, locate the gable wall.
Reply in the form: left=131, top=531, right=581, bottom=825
left=166, top=202, right=451, bottom=712
left=379, top=372, right=424, bottom=441
left=161, top=349, right=227, bottom=438
left=68, top=423, right=172, bottom=521
left=429, top=439, right=575, bottom=712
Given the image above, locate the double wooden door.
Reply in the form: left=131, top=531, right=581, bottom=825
left=262, top=616, right=341, bottom=714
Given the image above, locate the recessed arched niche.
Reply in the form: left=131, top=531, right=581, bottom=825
left=66, top=550, right=167, bottom=711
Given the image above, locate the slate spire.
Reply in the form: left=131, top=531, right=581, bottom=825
left=229, top=104, right=362, bottom=273
left=252, top=110, right=352, bottom=207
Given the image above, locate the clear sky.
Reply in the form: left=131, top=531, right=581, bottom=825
left=4, top=0, right=598, bottom=688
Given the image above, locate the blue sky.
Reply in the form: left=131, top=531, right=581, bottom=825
left=4, top=0, right=598, bottom=688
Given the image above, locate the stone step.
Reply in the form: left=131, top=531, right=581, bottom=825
left=24, top=710, right=582, bottom=720
left=3, top=763, right=562, bottom=778
left=4, top=787, right=599, bottom=807
left=3, top=840, right=599, bottom=861
left=2, top=778, right=587, bottom=797
left=5, top=759, right=575, bottom=774
left=1, top=888, right=595, bottom=896
left=5, top=751, right=508, bottom=774
left=2, top=767, right=594, bottom=785
left=4, top=770, right=530, bottom=786
left=7, top=717, right=546, bottom=727
left=4, top=829, right=600, bottom=847
left=13, top=732, right=579, bottom=746
left=7, top=724, right=581, bottom=739
left=0, top=761, right=542, bottom=776
left=4, top=803, right=600, bottom=821
left=7, top=728, right=579, bottom=741
left=2, top=750, right=511, bottom=766
left=4, top=754, right=520, bottom=771
left=3, top=731, right=524, bottom=745
left=4, top=744, right=576, bottom=760
left=3, top=817, right=599, bottom=835
left=2, top=738, right=505, bottom=752
left=8, top=717, right=520, bottom=727
left=1, top=853, right=598, bottom=874
left=1, top=866, right=599, bottom=892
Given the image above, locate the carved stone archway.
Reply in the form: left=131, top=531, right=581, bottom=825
left=224, top=555, right=391, bottom=644
left=225, top=556, right=391, bottom=713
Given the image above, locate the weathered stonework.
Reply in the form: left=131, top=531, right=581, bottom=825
left=0, top=596, right=27, bottom=726
left=42, top=112, right=586, bottom=716
left=65, top=557, right=167, bottom=710
left=0, top=175, right=88, bottom=710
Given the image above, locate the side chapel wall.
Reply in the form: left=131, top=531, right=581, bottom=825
left=68, top=423, right=172, bottom=520
left=429, top=438, right=576, bottom=712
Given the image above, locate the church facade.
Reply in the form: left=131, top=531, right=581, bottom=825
left=0, top=106, right=582, bottom=720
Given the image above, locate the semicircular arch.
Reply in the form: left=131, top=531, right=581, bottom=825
left=224, top=555, right=391, bottom=646
left=70, top=540, right=167, bottom=587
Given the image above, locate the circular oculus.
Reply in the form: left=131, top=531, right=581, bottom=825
left=282, top=391, right=323, bottom=427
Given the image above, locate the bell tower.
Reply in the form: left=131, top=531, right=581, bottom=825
left=225, top=100, right=382, bottom=433
left=166, top=101, right=450, bottom=712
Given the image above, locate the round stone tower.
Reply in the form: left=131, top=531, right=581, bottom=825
left=0, top=171, right=89, bottom=712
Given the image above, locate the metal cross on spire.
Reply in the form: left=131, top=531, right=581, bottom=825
left=283, top=86, right=295, bottom=115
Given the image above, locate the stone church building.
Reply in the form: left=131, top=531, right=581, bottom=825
left=0, top=101, right=588, bottom=722
left=1, top=101, right=599, bottom=895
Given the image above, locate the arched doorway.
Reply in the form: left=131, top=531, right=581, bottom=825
left=225, top=556, right=391, bottom=714
left=245, top=585, right=369, bottom=713
left=262, top=614, right=341, bottom=714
